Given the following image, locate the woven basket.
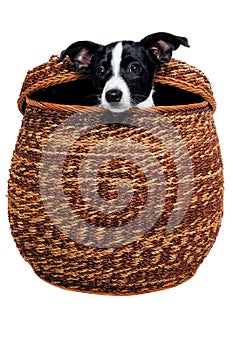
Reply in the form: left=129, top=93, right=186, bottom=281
left=8, top=55, right=224, bottom=295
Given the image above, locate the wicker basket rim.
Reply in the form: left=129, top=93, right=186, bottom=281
left=18, top=56, right=216, bottom=114
left=26, top=96, right=209, bottom=114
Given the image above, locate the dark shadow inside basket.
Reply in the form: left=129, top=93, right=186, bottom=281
left=30, top=79, right=204, bottom=107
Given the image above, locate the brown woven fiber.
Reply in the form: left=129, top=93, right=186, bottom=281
left=8, top=55, right=224, bottom=295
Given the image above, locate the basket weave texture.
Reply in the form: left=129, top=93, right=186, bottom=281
left=8, top=56, right=223, bottom=295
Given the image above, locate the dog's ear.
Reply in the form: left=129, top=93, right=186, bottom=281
left=140, top=32, right=190, bottom=65
left=59, top=41, right=101, bottom=73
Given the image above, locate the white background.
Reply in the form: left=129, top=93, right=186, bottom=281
left=1, top=1, right=232, bottom=349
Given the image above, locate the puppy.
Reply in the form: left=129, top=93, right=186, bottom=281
left=59, top=32, right=189, bottom=112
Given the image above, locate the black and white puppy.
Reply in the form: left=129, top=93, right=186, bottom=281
left=59, top=32, right=189, bottom=112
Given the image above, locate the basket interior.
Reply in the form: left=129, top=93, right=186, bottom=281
left=30, top=79, right=204, bottom=107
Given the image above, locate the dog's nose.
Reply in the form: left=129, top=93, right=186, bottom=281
left=105, top=89, right=123, bottom=103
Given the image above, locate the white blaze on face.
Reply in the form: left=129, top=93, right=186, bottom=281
left=111, top=41, right=122, bottom=76
left=101, top=42, right=131, bottom=112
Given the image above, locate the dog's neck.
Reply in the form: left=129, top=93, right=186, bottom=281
left=136, top=89, right=154, bottom=109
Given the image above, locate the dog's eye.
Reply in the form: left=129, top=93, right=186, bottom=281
left=128, top=62, right=142, bottom=75
left=95, top=66, right=106, bottom=79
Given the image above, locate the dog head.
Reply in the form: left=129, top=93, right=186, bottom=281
left=59, top=32, right=189, bottom=112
